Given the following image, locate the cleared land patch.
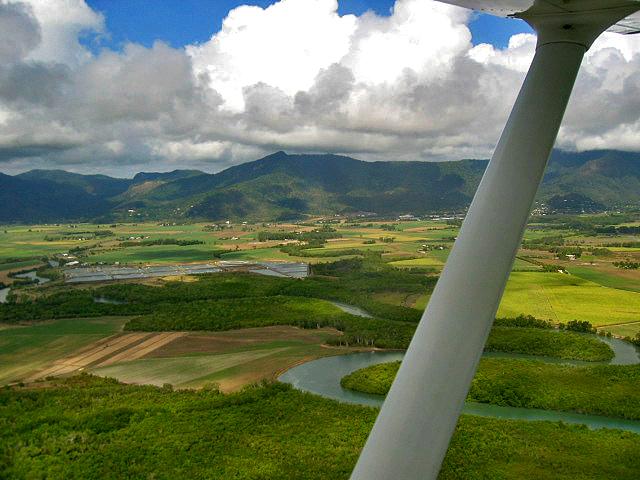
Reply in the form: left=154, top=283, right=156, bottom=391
left=0, top=317, right=128, bottom=384
left=26, top=332, right=186, bottom=381
left=90, top=349, right=287, bottom=388
left=90, top=326, right=344, bottom=391
left=30, top=332, right=151, bottom=380
left=146, top=326, right=339, bottom=357
left=15, top=323, right=341, bottom=391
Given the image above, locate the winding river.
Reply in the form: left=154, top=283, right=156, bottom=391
left=279, top=320, right=640, bottom=433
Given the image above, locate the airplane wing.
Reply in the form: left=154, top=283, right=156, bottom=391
left=438, top=0, right=640, bottom=34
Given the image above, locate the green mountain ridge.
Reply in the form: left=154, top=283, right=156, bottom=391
left=2, top=149, right=638, bottom=223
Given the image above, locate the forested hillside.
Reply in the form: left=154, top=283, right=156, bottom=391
left=2, top=149, right=638, bottom=222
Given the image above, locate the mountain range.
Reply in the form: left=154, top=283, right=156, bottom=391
left=2, top=149, right=639, bottom=223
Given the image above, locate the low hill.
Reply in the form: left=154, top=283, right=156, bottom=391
left=1, top=149, right=638, bottom=222
left=16, top=170, right=131, bottom=198
left=0, top=173, right=110, bottom=223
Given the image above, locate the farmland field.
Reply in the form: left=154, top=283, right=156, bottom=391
left=497, top=272, right=640, bottom=327
left=90, top=326, right=343, bottom=391
left=0, top=317, right=128, bottom=384
left=567, top=265, right=640, bottom=293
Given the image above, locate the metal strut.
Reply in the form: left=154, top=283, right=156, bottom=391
left=350, top=4, right=640, bottom=478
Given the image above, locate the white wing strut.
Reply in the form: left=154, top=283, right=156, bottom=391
left=351, top=2, right=640, bottom=479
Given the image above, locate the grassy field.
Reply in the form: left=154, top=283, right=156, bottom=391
left=604, top=322, right=640, bottom=338
left=0, top=259, right=42, bottom=272
left=0, top=317, right=127, bottom=384
left=497, top=272, right=640, bottom=327
left=87, top=245, right=221, bottom=264
left=567, top=265, right=640, bottom=293
left=2, top=377, right=640, bottom=479
left=0, top=226, right=88, bottom=260
left=390, top=255, right=540, bottom=271
left=389, top=256, right=445, bottom=267
left=410, top=270, right=640, bottom=327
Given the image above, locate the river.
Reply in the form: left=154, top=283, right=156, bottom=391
left=279, top=334, right=640, bottom=433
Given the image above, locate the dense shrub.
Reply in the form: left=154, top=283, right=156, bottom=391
left=341, top=358, right=640, bottom=421
left=120, top=238, right=205, bottom=247
left=2, top=376, right=640, bottom=479
left=562, top=319, right=596, bottom=334
left=493, top=314, right=553, bottom=330
left=485, top=327, right=613, bottom=362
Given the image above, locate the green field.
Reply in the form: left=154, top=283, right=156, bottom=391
left=389, top=256, right=444, bottom=267
left=0, top=226, right=82, bottom=260
left=87, top=245, right=221, bottom=264
left=0, top=259, right=42, bottom=272
left=567, top=266, right=640, bottom=293
left=512, top=257, right=542, bottom=271
left=220, top=247, right=318, bottom=262
left=603, top=322, right=640, bottom=338
left=411, top=270, right=640, bottom=327
left=0, top=317, right=127, bottom=384
left=2, top=377, right=640, bottom=479
left=497, top=272, right=640, bottom=326
left=390, top=255, right=540, bottom=271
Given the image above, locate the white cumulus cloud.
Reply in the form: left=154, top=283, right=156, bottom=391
left=0, top=0, right=639, bottom=176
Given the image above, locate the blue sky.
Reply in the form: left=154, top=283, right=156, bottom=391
left=85, top=0, right=532, bottom=51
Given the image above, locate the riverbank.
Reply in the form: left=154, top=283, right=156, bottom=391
left=279, top=332, right=640, bottom=433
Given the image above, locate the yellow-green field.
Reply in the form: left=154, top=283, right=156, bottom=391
left=390, top=256, right=444, bottom=267
left=497, top=272, right=640, bottom=327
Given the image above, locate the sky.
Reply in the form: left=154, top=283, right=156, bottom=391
left=82, top=0, right=531, bottom=51
left=0, top=0, right=638, bottom=177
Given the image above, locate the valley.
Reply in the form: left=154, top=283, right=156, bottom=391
left=1, top=210, right=640, bottom=479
